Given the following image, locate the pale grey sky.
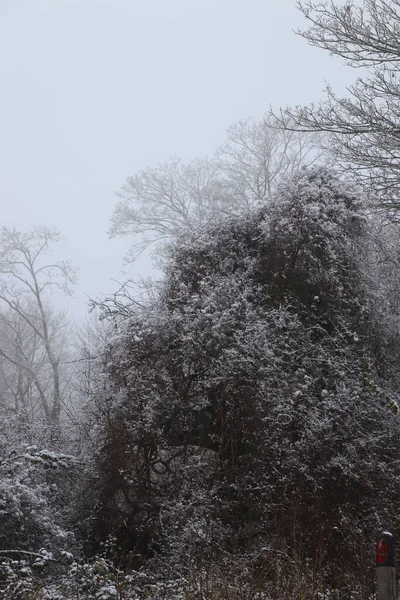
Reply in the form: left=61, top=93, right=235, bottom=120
left=0, top=0, right=357, bottom=320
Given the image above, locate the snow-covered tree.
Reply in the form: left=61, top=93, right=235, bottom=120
left=92, top=167, right=400, bottom=596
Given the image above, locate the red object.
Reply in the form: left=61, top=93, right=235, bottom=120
left=377, top=539, right=389, bottom=565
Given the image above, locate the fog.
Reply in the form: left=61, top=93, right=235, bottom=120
left=0, top=0, right=357, bottom=320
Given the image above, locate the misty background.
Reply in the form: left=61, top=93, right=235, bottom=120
left=0, top=0, right=356, bottom=320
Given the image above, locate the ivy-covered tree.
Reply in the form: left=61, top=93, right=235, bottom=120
left=92, top=167, right=400, bottom=598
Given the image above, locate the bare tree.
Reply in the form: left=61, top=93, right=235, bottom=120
left=275, top=0, right=400, bottom=214
left=216, top=115, right=322, bottom=206
left=0, top=227, right=77, bottom=425
left=110, top=157, right=231, bottom=264
left=0, top=307, right=46, bottom=420
left=110, top=116, right=323, bottom=263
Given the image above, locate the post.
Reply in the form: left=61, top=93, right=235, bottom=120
left=376, top=531, right=396, bottom=600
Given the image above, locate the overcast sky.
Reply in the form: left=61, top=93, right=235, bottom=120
left=0, top=0, right=357, bottom=320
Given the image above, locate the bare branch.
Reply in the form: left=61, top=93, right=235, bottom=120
left=273, top=1, right=400, bottom=213
left=111, top=117, right=323, bottom=264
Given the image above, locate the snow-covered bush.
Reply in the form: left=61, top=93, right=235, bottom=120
left=0, top=418, right=80, bottom=597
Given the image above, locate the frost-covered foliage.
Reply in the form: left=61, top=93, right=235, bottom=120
left=0, top=417, right=82, bottom=598
left=90, top=167, right=400, bottom=598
